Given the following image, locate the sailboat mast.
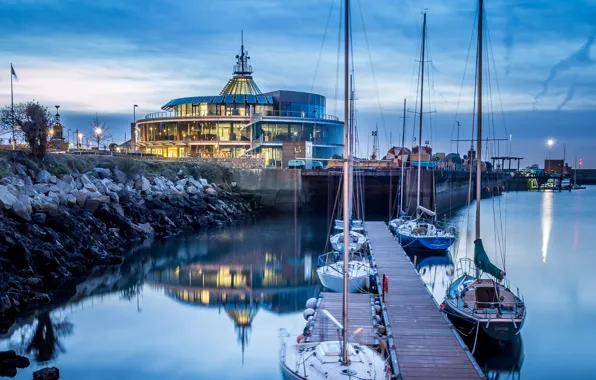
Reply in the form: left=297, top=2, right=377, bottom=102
left=475, top=0, right=483, bottom=243
left=341, top=0, right=350, bottom=366
left=416, top=13, right=427, bottom=211
left=349, top=74, right=355, bottom=221
left=400, top=98, right=406, bottom=213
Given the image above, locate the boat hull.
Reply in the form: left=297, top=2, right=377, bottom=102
left=396, top=232, right=455, bottom=250
left=316, top=267, right=369, bottom=293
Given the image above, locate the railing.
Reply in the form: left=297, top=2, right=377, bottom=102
left=141, top=110, right=340, bottom=122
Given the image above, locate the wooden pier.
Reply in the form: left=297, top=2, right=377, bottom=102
left=367, top=221, right=485, bottom=379
left=308, top=292, right=377, bottom=346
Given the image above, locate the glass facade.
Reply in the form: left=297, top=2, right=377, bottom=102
left=137, top=90, right=342, bottom=159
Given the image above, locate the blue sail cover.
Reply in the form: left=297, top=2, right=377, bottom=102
left=474, top=239, right=504, bottom=280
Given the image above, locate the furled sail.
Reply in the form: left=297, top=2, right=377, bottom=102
left=474, top=239, right=504, bottom=280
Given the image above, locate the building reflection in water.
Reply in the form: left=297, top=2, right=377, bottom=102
left=541, top=192, right=554, bottom=263
left=146, top=219, right=320, bottom=360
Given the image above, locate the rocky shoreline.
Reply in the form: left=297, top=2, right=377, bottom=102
left=0, top=155, right=262, bottom=338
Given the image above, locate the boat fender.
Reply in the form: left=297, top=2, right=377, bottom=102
left=305, top=298, right=317, bottom=309
left=382, top=274, right=389, bottom=294
left=500, top=185, right=506, bottom=191
left=303, top=308, right=315, bottom=321
left=297, top=334, right=305, bottom=343
left=373, top=315, right=382, bottom=324
left=375, top=305, right=382, bottom=314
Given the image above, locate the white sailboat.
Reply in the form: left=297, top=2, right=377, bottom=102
left=281, top=1, right=388, bottom=378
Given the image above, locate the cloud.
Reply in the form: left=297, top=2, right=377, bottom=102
left=533, top=36, right=595, bottom=107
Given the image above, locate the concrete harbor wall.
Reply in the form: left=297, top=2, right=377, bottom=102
left=233, top=168, right=520, bottom=216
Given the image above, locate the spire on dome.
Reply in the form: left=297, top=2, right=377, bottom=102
left=220, top=31, right=262, bottom=95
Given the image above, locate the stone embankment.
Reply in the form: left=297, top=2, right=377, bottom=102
left=0, top=157, right=261, bottom=336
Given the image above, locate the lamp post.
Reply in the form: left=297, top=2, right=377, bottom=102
left=133, top=104, right=138, bottom=152
left=95, top=127, right=103, bottom=149
left=547, top=138, right=555, bottom=173
left=77, top=132, right=83, bottom=152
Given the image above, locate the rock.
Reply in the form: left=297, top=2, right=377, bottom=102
left=80, top=174, right=98, bottom=191
left=61, top=174, right=74, bottom=184
left=21, top=185, right=38, bottom=197
left=33, top=212, right=47, bottom=225
left=135, top=177, right=151, bottom=191
left=3, top=241, right=31, bottom=270
left=161, top=169, right=178, bottom=182
left=32, top=202, right=57, bottom=212
left=188, top=178, right=204, bottom=190
left=205, top=187, right=217, bottom=195
left=175, top=184, right=185, bottom=192
left=109, top=192, right=119, bottom=203
left=0, top=350, right=30, bottom=378
left=93, top=168, right=111, bottom=179
left=199, top=178, right=209, bottom=187
left=0, top=296, right=11, bottom=313
left=0, top=185, right=18, bottom=209
left=75, top=191, right=87, bottom=207
left=66, top=195, right=77, bottom=206
left=26, top=277, right=43, bottom=287
left=49, top=176, right=57, bottom=184
left=177, top=169, right=185, bottom=177
left=132, top=222, right=154, bottom=235
left=153, top=176, right=167, bottom=190
left=94, top=180, right=108, bottom=194
left=49, top=185, right=60, bottom=193
left=55, top=179, right=71, bottom=192
left=113, top=169, right=127, bottom=184
left=84, top=196, right=110, bottom=213
left=33, top=367, right=60, bottom=380
left=33, top=183, right=51, bottom=195
left=36, top=170, right=52, bottom=184
left=176, top=178, right=188, bottom=188
left=186, top=185, right=200, bottom=194
left=10, top=200, right=31, bottom=222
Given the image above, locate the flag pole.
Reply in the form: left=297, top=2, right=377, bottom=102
left=11, top=63, right=15, bottom=150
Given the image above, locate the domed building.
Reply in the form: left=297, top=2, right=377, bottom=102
left=135, top=37, right=344, bottom=163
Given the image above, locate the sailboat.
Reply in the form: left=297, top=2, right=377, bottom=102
left=389, top=99, right=409, bottom=233
left=318, top=74, right=372, bottom=293
left=443, top=0, right=526, bottom=342
left=280, top=1, right=387, bottom=378
left=394, top=13, right=455, bottom=251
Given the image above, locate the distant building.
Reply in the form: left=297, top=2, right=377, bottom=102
left=135, top=37, right=343, bottom=163
left=544, top=159, right=564, bottom=174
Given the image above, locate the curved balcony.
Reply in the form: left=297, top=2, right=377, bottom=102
left=140, top=110, right=340, bottom=122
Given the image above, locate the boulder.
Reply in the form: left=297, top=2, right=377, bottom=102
left=10, top=200, right=31, bottom=222
left=176, top=178, right=188, bottom=188
left=84, top=196, right=110, bottom=213
left=0, top=185, right=18, bottom=209
left=56, top=179, right=71, bottom=192
left=186, top=185, right=200, bottom=194
left=75, top=192, right=87, bottom=207
left=35, top=170, right=52, bottom=184
left=135, top=177, right=151, bottom=191
left=33, top=184, right=51, bottom=195
left=80, top=174, right=98, bottom=191
left=153, top=176, right=167, bottom=190
left=109, top=192, right=120, bottom=203
left=61, top=174, right=74, bottom=184
left=205, top=187, right=217, bottom=195
left=33, top=367, right=60, bottom=380
left=199, top=178, right=209, bottom=187
left=113, top=169, right=127, bottom=184
left=94, top=180, right=108, bottom=194
left=188, top=178, right=204, bottom=190
left=49, top=185, right=60, bottom=193
left=0, top=296, right=11, bottom=314
left=0, top=350, right=30, bottom=378
left=175, top=184, right=185, bottom=192
left=161, top=169, right=178, bottom=182
left=93, top=168, right=111, bottom=179
left=132, top=222, right=154, bottom=235
left=66, top=195, right=77, bottom=206
left=49, top=175, right=57, bottom=184
left=33, top=212, right=47, bottom=225
left=21, top=185, right=38, bottom=197
left=3, top=241, right=31, bottom=270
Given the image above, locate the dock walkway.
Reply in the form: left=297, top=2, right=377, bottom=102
left=367, top=221, right=485, bottom=379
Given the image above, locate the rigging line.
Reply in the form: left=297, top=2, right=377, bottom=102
left=450, top=8, right=478, bottom=153
left=334, top=0, right=344, bottom=118
left=309, top=0, right=337, bottom=97
left=356, top=0, right=388, bottom=146
left=486, top=18, right=509, bottom=268
left=425, top=26, right=435, bottom=155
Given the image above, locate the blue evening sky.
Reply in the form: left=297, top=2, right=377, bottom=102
left=1, top=0, right=595, bottom=166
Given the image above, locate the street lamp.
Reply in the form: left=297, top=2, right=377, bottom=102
left=546, top=138, right=555, bottom=173
left=133, top=104, right=138, bottom=152
left=77, top=132, right=83, bottom=150
left=94, top=127, right=103, bottom=149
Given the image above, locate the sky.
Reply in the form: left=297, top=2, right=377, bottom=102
left=1, top=0, right=595, bottom=166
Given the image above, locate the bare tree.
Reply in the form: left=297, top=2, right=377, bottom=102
left=13, top=101, right=54, bottom=158
left=89, top=113, right=111, bottom=150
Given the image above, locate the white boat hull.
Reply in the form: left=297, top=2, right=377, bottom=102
left=316, top=262, right=371, bottom=293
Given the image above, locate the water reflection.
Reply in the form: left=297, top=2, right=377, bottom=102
left=541, top=192, right=553, bottom=263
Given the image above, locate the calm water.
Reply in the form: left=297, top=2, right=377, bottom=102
left=2, top=189, right=595, bottom=379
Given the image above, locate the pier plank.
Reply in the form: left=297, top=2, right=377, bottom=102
left=367, top=221, right=485, bottom=380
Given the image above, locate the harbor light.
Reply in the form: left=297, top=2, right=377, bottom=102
left=547, top=138, right=555, bottom=147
